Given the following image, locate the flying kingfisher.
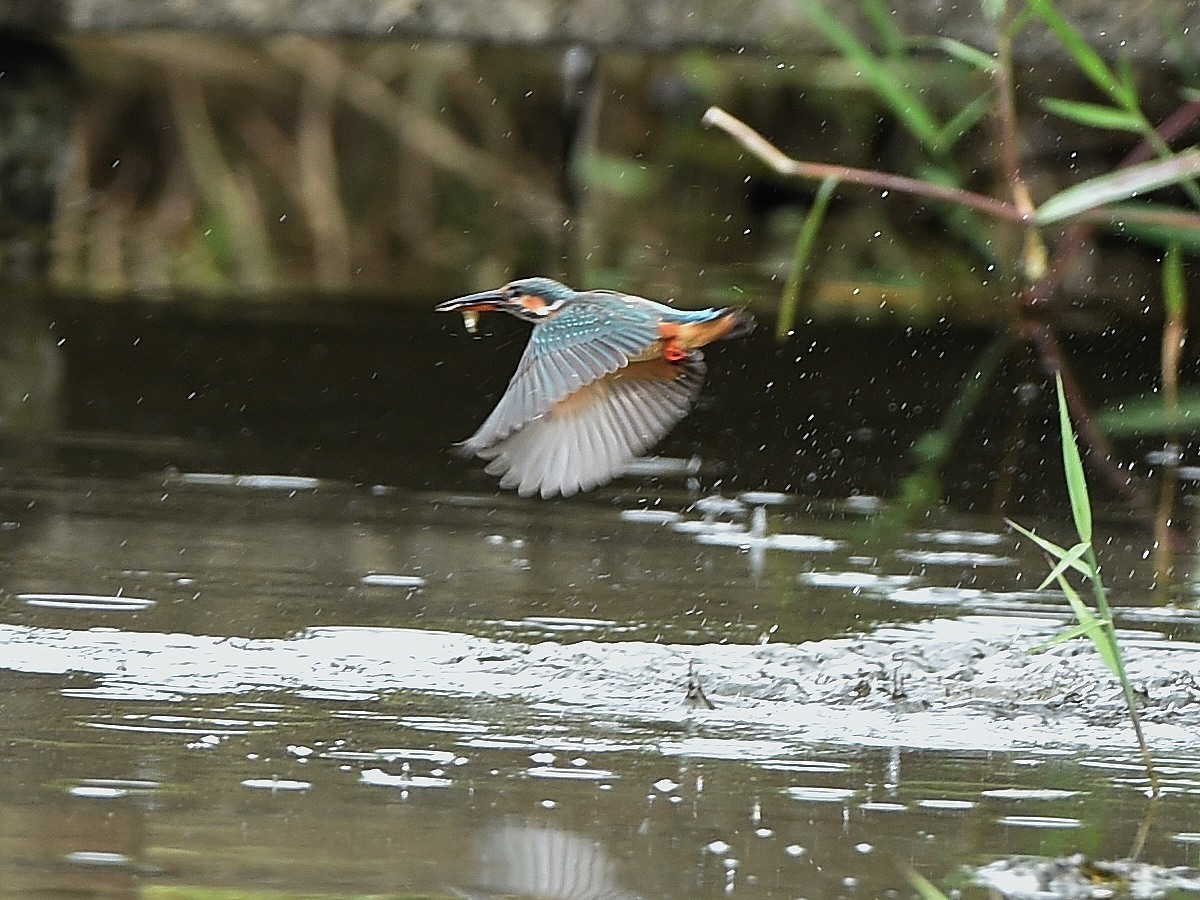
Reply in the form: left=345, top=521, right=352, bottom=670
left=436, top=277, right=754, bottom=498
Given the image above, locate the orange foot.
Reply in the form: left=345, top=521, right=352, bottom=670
left=663, top=337, right=687, bottom=362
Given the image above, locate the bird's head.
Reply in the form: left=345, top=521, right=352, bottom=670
left=436, top=277, right=574, bottom=323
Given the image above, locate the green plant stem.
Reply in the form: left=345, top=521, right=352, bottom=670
left=1013, top=379, right=1160, bottom=795
left=777, top=177, right=837, bottom=340
left=1154, top=245, right=1187, bottom=590
left=1083, top=542, right=1159, bottom=796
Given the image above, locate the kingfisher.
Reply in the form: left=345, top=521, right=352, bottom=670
left=436, top=277, right=754, bottom=498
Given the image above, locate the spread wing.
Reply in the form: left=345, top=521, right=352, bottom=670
left=475, top=353, right=707, bottom=498
left=459, top=297, right=661, bottom=455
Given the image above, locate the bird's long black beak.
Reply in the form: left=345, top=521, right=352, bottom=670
left=435, top=289, right=505, bottom=313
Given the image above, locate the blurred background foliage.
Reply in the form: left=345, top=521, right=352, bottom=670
left=15, top=25, right=1189, bottom=324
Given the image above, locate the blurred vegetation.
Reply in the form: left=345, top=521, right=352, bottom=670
left=703, top=0, right=1199, bottom=556
left=31, top=24, right=1192, bottom=323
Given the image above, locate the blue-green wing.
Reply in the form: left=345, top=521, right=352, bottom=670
left=460, top=297, right=660, bottom=454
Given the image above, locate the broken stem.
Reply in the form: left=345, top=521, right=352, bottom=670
left=702, top=106, right=1030, bottom=225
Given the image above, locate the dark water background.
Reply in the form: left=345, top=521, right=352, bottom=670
left=48, top=298, right=1167, bottom=503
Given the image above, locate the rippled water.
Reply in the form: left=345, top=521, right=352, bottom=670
left=3, top=469, right=1200, bottom=899
left=2, top=304, right=1200, bottom=898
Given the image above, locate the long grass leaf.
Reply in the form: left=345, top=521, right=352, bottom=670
left=938, top=90, right=996, bottom=149
left=1006, top=519, right=1091, bottom=576
left=1096, top=390, right=1200, bottom=436
left=1040, top=98, right=1145, bottom=133
left=906, top=868, right=950, bottom=900
left=1057, top=572, right=1121, bottom=674
left=1097, top=203, right=1200, bottom=252
left=794, top=0, right=943, bottom=150
left=861, top=0, right=906, bottom=57
left=1056, top=375, right=1093, bottom=543
left=923, top=36, right=998, bottom=73
left=777, top=177, right=837, bottom=339
left=1036, top=149, right=1200, bottom=225
left=1116, top=55, right=1138, bottom=103
left=1025, top=0, right=1135, bottom=109
left=1054, top=575, right=1097, bottom=624
left=1029, top=618, right=1110, bottom=653
left=1036, top=540, right=1093, bottom=590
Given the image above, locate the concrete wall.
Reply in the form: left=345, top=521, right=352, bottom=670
left=0, top=0, right=1194, bottom=62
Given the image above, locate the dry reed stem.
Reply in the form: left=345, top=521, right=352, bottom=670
left=169, top=72, right=275, bottom=290
left=270, top=39, right=565, bottom=239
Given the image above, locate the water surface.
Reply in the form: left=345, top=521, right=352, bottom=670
left=1, top=303, right=1198, bottom=898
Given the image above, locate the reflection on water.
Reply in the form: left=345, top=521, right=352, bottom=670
left=474, top=822, right=638, bottom=899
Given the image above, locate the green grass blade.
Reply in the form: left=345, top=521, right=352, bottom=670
left=1029, top=617, right=1110, bottom=653
left=777, top=176, right=838, bottom=339
left=1040, top=98, right=1145, bottom=132
left=794, top=0, right=943, bottom=150
left=575, top=152, right=656, bottom=198
left=1036, top=540, right=1093, bottom=590
left=861, top=0, right=906, bottom=57
left=906, top=868, right=950, bottom=900
left=1056, top=375, right=1093, bottom=543
left=938, top=90, right=996, bottom=149
left=1052, top=574, right=1098, bottom=625
left=1056, top=572, right=1121, bottom=674
left=1116, top=54, right=1138, bottom=103
left=1006, top=519, right=1091, bottom=577
left=1026, top=0, right=1136, bottom=109
left=923, top=36, right=999, bottom=73
left=983, top=0, right=1007, bottom=24
left=1097, top=390, right=1200, bottom=436
left=1036, top=148, right=1200, bottom=225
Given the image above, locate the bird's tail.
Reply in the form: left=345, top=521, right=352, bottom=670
left=673, top=308, right=756, bottom=350
left=714, top=308, right=756, bottom=342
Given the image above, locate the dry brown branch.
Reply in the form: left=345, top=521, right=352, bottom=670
left=702, top=105, right=1031, bottom=225
left=169, top=73, right=276, bottom=290
left=293, top=41, right=352, bottom=290
left=269, top=38, right=565, bottom=240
